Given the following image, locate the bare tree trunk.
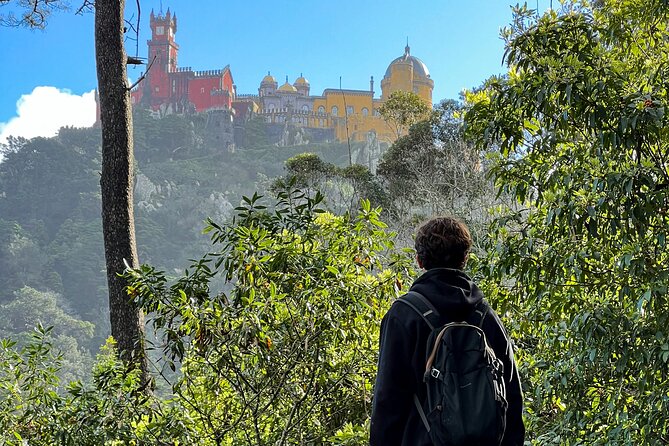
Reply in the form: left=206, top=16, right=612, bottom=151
left=95, top=0, right=148, bottom=384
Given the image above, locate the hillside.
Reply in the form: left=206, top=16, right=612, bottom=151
left=0, top=111, right=379, bottom=355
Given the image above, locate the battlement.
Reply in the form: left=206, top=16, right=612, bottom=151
left=258, top=108, right=328, bottom=117
left=194, top=69, right=224, bottom=77
left=193, top=65, right=230, bottom=78
left=322, top=88, right=373, bottom=97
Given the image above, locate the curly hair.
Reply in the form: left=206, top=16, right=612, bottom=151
left=414, top=217, right=472, bottom=270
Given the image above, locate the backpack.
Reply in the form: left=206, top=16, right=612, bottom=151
left=398, top=291, right=508, bottom=446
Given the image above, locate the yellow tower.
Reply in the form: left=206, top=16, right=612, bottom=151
left=380, top=44, right=433, bottom=105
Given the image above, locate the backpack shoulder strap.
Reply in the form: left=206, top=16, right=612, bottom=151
left=396, top=291, right=441, bottom=331
left=469, top=299, right=490, bottom=328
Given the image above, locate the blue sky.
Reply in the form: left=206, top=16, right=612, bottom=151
left=0, top=0, right=552, bottom=142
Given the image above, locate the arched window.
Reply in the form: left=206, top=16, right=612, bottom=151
left=346, top=106, right=354, bottom=116
left=331, top=106, right=339, bottom=116
left=318, top=106, right=325, bottom=114
left=267, top=103, right=275, bottom=111
left=361, top=107, right=369, bottom=116
left=302, top=105, right=309, bottom=112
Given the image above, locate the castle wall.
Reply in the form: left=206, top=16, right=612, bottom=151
left=187, top=69, right=234, bottom=112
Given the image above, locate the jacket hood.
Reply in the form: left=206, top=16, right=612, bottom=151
left=409, top=268, right=483, bottom=316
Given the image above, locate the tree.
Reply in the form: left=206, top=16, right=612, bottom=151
left=0, top=287, right=95, bottom=383
left=379, top=90, right=431, bottom=140
left=0, top=0, right=70, bottom=27
left=0, top=220, right=57, bottom=304
left=274, top=153, right=387, bottom=214
left=241, top=113, right=271, bottom=149
left=377, top=100, right=495, bottom=231
left=126, top=186, right=415, bottom=445
left=0, top=332, right=180, bottom=445
left=465, top=1, right=669, bottom=443
left=95, top=0, right=148, bottom=383
left=1, top=0, right=148, bottom=382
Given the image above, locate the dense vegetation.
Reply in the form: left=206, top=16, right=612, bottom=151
left=0, top=111, right=361, bottom=348
left=2, top=0, right=669, bottom=443
left=465, top=1, right=669, bottom=443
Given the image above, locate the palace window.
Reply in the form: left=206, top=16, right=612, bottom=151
left=346, top=106, right=354, bottom=116
left=302, top=105, right=309, bottom=112
left=361, top=107, right=369, bottom=116
left=331, top=106, right=338, bottom=116
left=318, top=106, right=325, bottom=114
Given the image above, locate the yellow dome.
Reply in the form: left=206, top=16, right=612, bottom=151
left=278, top=76, right=298, bottom=92
left=294, top=74, right=309, bottom=86
left=384, top=45, right=430, bottom=79
left=261, top=71, right=277, bottom=85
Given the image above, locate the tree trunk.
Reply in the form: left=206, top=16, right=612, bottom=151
left=94, top=0, right=148, bottom=384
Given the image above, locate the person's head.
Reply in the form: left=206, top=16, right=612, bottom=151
left=414, top=217, right=472, bottom=270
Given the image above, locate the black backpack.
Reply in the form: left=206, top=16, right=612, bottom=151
left=398, top=291, right=508, bottom=446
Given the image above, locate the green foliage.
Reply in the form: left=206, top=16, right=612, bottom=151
left=284, top=152, right=336, bottom=186
left=465, top=1, right=669, bottom=443
left=0, top=133, right=100, bottom=238
left=126, top=185, right=414, bottom=445
left=329, top=421, right=369, bottom=445
left=272, top=153, right=387, bottom=214
left=240, top=114, right=271, bottom=149
left=49, top=218, right=107, bottom=324
left=275, top=154, right=387, bottom=214
left=0, top=112, right=359, bottom=355
left=0, top=287, right=95, bottom=383
left=0, top=220, right=58, bottom=304
left=133, top=109, right=201, bottom=163
left=378, top=100, right=495, bottom=232
left=0, top=329, right=181, bottom=445
left=379, top=90, right=431, bottom=139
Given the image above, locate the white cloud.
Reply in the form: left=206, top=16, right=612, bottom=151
left=0, top=86, right=96, bottom=144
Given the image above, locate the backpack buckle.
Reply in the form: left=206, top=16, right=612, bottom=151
left=430, top=368, right=441, bottom=379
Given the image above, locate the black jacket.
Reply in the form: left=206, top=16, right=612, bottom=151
left=370, top=268, right=525, bottom=446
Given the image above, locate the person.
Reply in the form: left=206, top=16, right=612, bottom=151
left=370, top=217, right=525, bottom=445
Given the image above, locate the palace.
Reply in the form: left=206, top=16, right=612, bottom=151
left=130, top=9, right=434, bottom=148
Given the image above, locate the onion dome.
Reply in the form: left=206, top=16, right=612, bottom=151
left=278, top=75, right=298, bottom=92
left=294, top=73, right=310, bottom=86
left=260, top=71, right=277, bottom=86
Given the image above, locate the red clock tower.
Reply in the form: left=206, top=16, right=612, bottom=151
left=143, top=8, right=178, bottom=107
left=129, top=9, right=235, bottom=117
